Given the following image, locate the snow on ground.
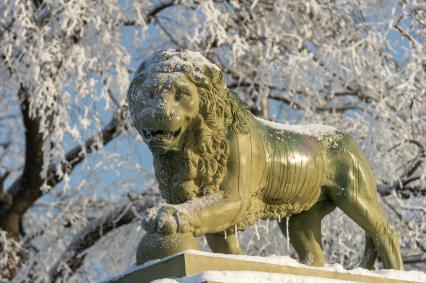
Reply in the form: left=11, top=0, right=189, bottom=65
left=120, top=250, right=426, bottom=283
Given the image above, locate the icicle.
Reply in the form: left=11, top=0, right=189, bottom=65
left=266, top=218, right=269, bottom=234
left=224, top=230, right=227, bottom=240
left=235, top=225, right=239, bottom=248
left=254, top=222, right=260, bottom=240
left=278, top=214, right=281, bottom=223
left=286, top=216, right=290, bottom=250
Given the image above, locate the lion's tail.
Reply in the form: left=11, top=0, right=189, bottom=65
left=358, top=226, right=378, bottom=269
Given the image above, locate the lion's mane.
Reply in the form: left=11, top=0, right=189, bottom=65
left=128, top=49, right=251, bottom=204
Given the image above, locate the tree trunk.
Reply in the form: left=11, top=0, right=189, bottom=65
left=0, top=86, right=44, bottom=238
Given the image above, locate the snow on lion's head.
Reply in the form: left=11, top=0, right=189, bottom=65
left=128, top=49, right=250, bottom=204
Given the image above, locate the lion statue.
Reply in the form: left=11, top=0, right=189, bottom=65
left=127, top=49, right=403, bottom=270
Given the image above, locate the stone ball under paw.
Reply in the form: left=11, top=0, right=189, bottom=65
left=136, top=232, right=200, bottom=265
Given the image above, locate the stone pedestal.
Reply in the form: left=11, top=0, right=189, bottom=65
left=108, top=251, right=416, bottom=283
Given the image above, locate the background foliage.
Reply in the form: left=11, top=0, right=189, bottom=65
left=0, top=0, right=425, bottom=282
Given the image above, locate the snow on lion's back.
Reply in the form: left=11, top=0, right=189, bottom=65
left=255, top=117, right=339, bottom=140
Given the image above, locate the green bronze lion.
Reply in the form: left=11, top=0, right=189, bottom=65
left=127, top=49, right=403, bottom=270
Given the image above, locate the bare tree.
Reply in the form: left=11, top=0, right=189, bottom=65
left=0, top=0, right=425, bottom=282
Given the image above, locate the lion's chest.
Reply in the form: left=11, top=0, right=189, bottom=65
left=153, top=153, right=189, bottom=203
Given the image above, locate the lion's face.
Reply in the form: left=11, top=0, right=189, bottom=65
left=131, top=72, right=200, bottom=153
left=129, top=49, right=251, bottom=203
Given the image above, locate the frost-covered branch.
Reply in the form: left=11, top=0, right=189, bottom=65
left=0, top=230, right=26, bottom=280
left=0, top=0, right=425, bottom=280
left=379, top=139, right=425, bottom=197
left=119, top=0, right=177, bottom=27
left=268, top=94, right=361, bottom=113
left=378, top=175, right=424, bottom=197
left=392, top=9, right=418, bottom=49
left=403, top=253, right=426, bottom=264
left=1, top=103, right=128, bottom=240
left=0, top=0, right=177, bottom=239
left=46, top=105, right=128, bottom=189
left=49, top=188, right=159, bottom=282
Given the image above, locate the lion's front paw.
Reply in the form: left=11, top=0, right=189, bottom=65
left=141, top=207, right=159, bottom=232
left=141, top=205, right=191, bottom=235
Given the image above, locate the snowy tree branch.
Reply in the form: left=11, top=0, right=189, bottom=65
left=403, top=253, right=426, bottom=264
left=48, top=188, right=159, bottom=282
left=0, top=1, right=424, bottom=279
left=379, top=139, right=425, bottom=197
left=0, top=115, right=17, bottom=122
left=378, top=175, right=424, bottom=197
left=0, top=0, right=180, bottom=236
left=122, top=0, right=177, bottom=26
left=268, top=94, right=361, bottom=113
left=393, top=14, right=418, bottom=49
left=155, top=16, right=183, bottom=47
left=227, top=81, right=362, bottom=114
left=1, top=102, right=128, bottom=238
left=46, top=106, right=128, bottom=189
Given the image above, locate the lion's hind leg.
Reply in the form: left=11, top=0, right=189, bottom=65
left=325, top=135, right=403, bottom=269
left=206, top=232, right=244, bottom=255
left=278, top=199, right=336, bottom=266
left=331, top=192, right=403, bottom=269
left=329, top=183, right=403, bottom=270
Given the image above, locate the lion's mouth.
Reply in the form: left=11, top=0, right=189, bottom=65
left=142, top=127, right=182, bottom=142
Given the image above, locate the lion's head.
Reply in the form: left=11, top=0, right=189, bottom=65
left=128, top=49, right=250, bottom=204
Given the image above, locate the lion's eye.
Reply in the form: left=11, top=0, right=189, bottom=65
left=176, top=88, right=190, bottom=100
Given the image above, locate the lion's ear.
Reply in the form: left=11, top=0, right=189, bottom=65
left=202, top=66, right=215, bottom=81
left=202, top=66, right=223, bottom=84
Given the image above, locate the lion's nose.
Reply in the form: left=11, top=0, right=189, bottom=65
left=152, top=94, right=174, bottom=120
left=152, top=104, right=172, bottom=121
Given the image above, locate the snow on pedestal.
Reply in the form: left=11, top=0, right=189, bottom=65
left=108, top=250, right=426, bottom=283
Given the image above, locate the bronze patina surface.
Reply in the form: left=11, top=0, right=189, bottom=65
left=127, top=49, right=403, bottom=270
